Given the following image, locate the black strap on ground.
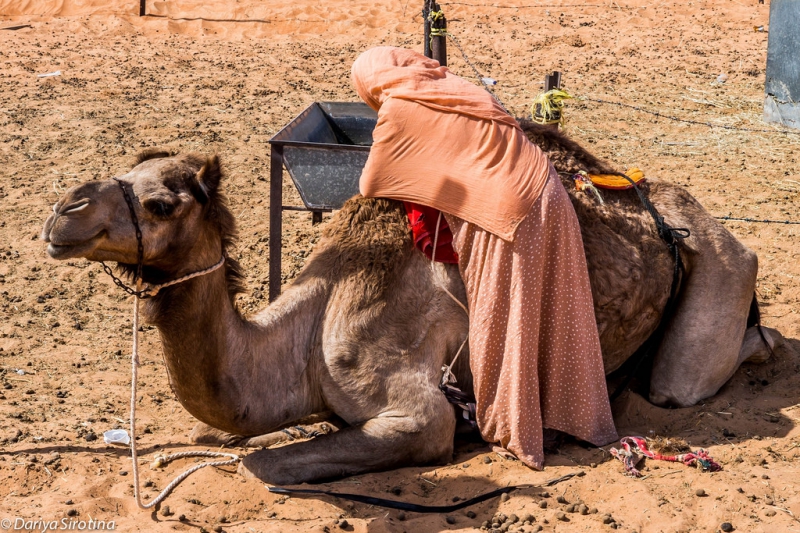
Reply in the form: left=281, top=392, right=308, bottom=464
left=607, top=174, right=689, bottom=401
left=268, top=471, right=584, bottom=513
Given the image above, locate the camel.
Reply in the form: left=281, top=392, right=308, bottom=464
left=40, top=122, right=781, bottom=484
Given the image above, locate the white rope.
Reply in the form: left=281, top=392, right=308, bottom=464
left=430, top=213, right=469, bottom=382
left=139, top=255, right=226, bottom=298
left=128, top=270, right=238, bottom=510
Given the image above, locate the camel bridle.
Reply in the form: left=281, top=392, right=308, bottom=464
left=100, top=177, right=226, bottom=299
left=100, top=176, right=237, bottom=511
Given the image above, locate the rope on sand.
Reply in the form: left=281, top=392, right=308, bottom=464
left=610, top=436, right=721, bottom=478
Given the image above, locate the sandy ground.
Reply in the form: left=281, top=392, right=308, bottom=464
left=1, top=0, right=799, bottom=532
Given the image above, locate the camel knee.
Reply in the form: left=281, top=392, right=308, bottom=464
left=649, top=373, right=719, bottom=407
left=649, top=388, right=704, bottom=408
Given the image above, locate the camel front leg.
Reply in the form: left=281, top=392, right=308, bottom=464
left=238, top=411, right=456, bottom=485
left=190, top=414, right=342, bottom=449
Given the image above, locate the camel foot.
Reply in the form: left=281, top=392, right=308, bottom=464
left=190, top=423, right=244, bottom=447
left=741, top=326, right=783, bottom=364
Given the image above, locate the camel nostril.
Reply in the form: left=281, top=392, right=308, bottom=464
left=62, top=199, right=90, bottom=215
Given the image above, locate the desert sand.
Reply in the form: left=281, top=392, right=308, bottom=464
left=1, top=0, right=799, bottom=532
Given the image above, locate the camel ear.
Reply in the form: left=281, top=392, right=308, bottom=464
left=196, top=155, right=222, bottom=200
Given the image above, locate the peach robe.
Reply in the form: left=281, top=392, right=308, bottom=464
left=352, top=46, right=617, bottom=468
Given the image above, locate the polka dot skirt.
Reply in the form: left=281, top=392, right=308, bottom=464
left=445, top=165, right=618, bottom=469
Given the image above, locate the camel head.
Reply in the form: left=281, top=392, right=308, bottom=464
left=41, top=151, right=243, bottom=289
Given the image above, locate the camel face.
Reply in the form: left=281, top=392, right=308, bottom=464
left=42, top=154, right=219, bottom=272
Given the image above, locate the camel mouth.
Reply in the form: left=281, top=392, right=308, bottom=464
left=46, top=234, right=103, bottom=260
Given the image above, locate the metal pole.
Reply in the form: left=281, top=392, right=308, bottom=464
left=544, top=71, right=562, bottom=130
left=430, top=2, right=447, bottom=66
left=139, top=0, right=146, bottom=16
left=268, top=146, right=284, bottom=302
left=423, top=0, right=432, bottom=58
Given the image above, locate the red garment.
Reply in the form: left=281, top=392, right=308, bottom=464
left=403, top=202, right=458, bottom=263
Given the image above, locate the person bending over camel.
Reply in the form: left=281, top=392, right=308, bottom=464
left=352, top=46, right=618, bottom=469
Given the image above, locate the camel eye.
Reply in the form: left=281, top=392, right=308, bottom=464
left=143, top=199, right=176, bottom=218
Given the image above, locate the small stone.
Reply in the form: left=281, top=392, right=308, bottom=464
left=466, top=510, right=476, bottom=519
left=452, top=496, right=460, bottom=502
left=589, top=508, right=598, bottom=514
left=500, top=492, right=510, bottom=503
left=446, top=516, right=456, bottom=524
left=213, top=527, right=223, bottom=533
left=492, top=522, right=501, bottom=529
left=556, top=512, right=567, bottom=522
left=160, top=505, right=172, bottom=517
left=601, top=514, right=613, bottom=524
left=496, top=514, right=507, bottom=523
left=25, top=389, right=35, bottom=395
left=722, top=428, right=736, bottom=438
left=695, top=488, right=706, bottom=497
left=556, top=495, right=568, bottom=504
left=119, top=470, right=128, bottom=476
left=762, top=474, right=770, bottom=480
left=338, top=519, right=349, bottom=529
left=737, top=487, right=744, bottom=493
left=540, top=491, right=550, bottom=498
left=509, top=514, right=518, bottom=523
left=532, top=526, right=543, bottom=533
left=84, top=432, right=97, bottom=442
left=219, top=516, right=228, bottom=523
left=144, top=480, right=154, bottom=488
left=520, top=513, right=533, bottom=523
left=66, top=509, right=78, bottom=517
left=481, top=521, right=490, bottom=529
left=590, top=462, right=597, bottom=468
left=765, top=510, right=776, bottom=517
left=565, top=504, right=576, bottom=513
left=720, top=522, right=734, bottom=532
left=483, top=456, right=492, bottom=464
left=539, top=500, right=548, bottom=509
left=390, top=486, right=402, bottom=496
left=398, top=512, right=406, bottom=521
left=579, top=504, right=589, bottom=515
left=178, top=514, right=186, bottom=522
left=65, top=500, right=73, bottom=505
left=610, top=523, right=618, bottom=530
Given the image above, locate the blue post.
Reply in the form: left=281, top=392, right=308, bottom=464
left=763, top=0, right=800, bottom=129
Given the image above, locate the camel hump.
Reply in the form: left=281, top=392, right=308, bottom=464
left=300, top=196, right=414, bottom=299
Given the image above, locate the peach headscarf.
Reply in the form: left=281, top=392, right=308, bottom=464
left=352, top=46, right=519, bottom=130
left=352, top=46, right=550, bottom=241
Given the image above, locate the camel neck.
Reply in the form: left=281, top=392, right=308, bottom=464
left=143, top=268, right=325, bottom=436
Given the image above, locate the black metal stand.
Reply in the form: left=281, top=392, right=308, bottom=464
left=269, top=146, right=284, bottom=302
left=268, top=148, right=334, bottom=302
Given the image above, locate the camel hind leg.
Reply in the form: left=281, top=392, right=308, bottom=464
left=648, top=212, right=759, bottom=407
left=740, top=325, right=783, bottom=364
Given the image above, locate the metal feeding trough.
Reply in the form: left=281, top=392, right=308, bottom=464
left=268, top=101, right=378, bottom=300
